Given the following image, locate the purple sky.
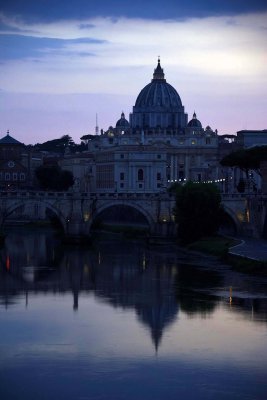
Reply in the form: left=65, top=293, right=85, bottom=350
left=0, top=1, right=266, bottom=145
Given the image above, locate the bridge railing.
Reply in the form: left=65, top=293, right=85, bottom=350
left=0, top=190, right=175, bottom=200
left=221, top=193, right=248, bottom=199
left=0, top=191, right=75, bottom=199
left=222, top=193, right=267, bottom=200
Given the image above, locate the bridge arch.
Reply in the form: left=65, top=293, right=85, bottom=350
left=1, top=199, right=68, bottom=231
left=261, top=202, right=267, bottom=239
left=90, top=200, right=155, bottom=232
left=219, top=206, right=241, bottom=235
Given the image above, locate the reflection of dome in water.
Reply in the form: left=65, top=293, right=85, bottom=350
left=137, top=300, right=179, bottom=351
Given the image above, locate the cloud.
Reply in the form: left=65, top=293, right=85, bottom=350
left=1, top=0, right=267, bottom=22
left=0, top=13, right=266, bottom=91
left=0, top=11, right=266, bottom=141
left=79, top=23, right=95, bottom=30
left=0, top=33, right=107, bottom=61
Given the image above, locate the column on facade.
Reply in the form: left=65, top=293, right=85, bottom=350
left=170, top=154, right=176, bottom=181
left=170, top=155, right=173, bottom=181
left=148, top=165, right=152, bottom=191
left=185, top=155, right=190, bottom=181
left=173, top=154, right=177, bottom=181
left=131, top=165, right=135, bottom=190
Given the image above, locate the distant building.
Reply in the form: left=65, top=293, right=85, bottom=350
left=0, top=131, right=28, bottom=190
left=237, top=130, right=267, bottom=148
left=59, top=153, right=94, bottom=192
left=0, top=131, right=44, bottom=190
left=87, top=59, right=219, bottom=193
left=2, top=61, right=266, bottom=196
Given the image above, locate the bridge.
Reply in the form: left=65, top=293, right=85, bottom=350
left=0, top=190, right=266, bottom=241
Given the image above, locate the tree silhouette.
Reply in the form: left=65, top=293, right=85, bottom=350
left=35, top=165, right=74, bottom=191
left=174, top=182, right=222, bottom=244
left=220, top=146, right=267, bottom=178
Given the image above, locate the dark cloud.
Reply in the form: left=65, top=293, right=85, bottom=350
left=1, top=0, right=267, bottom=23
left=79, top=23, right=95, bottom=30
left=0, top=34, right=106, bottom=61
left=0, top=21, right=37, bottom=34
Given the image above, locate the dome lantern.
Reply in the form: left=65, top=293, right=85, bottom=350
left=152, top=57, right=166, bottom=82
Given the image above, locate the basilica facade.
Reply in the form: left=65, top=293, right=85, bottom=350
left=86, top=59, right=219, bottom=193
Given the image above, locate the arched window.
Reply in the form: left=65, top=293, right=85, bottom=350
left=138, top=169, right=144, bottom=181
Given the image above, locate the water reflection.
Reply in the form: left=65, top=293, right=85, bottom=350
left=176, top=265, right=221, bottom=316
left=1, top=227, right=267, bottom=352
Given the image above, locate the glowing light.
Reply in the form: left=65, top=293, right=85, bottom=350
left=84, top=212, right=90, bottom=222
left=6, top=255, right=10, bottom=271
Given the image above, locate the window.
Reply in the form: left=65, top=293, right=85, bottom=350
left=20, top=173, right=25, bottom=181
left=157, top=154, right=161, bottom=159
left=5, top=173, right=10, bottom=181
left=138, top=169, right=144, bottom=181
left=157, top=183, right=161, bottom=188
left=157, top=172, right=161, bottom=181
left=120, top=183, right=124, bottom=188
left=120, top=154, right=124, bottom=159
left=13, top=173, right=18, bottom=181
left=139, top=183, right=143, bottom=189
left=120, top=172, right=125, bottom=180
left=34, top=203, right=39, bottom=216
left=206, top=138, right=211, bottom=144
left=191, top=140, right=196, bottom=145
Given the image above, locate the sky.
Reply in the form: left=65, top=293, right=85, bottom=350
left=0, top=0, right=267, bottom=145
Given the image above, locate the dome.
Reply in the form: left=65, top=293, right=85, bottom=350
left=187, top=112, right=202, bottom=128
left=130, top=59, right=188, bottom=130
left=116, top=112, right=130, bottom=128
left=0, top=130, right=22, bottom=145
left=134, top=59, right=182, bottom=110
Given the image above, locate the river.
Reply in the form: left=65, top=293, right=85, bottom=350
left=1, top=227, right=267, bottom=399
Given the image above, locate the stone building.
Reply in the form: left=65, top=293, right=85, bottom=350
left=87, top=59, right=219, bottom=193
left=0, top=131, right=43, bottom=190
left=0, top=131, right=28, bottom=190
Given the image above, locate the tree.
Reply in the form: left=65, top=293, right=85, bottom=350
left=35, top=165, right=74, bottom=191
left=220, top=146, right=267, bottom=178
left=80, top=134, right=95, bottom=143
left=34, top=135, right=75, bottom=154
left=174, top=182, right=222, bottom=244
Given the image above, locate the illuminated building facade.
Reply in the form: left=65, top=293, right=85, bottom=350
left=88, top=59, right=219, bottom=193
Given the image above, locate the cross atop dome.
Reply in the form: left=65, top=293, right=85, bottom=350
left=152, top=57, right=165, bottom=81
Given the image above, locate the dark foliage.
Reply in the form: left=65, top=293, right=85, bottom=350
left=174, top=182, right=222, bottom=244
left=35, top=135, right=75, bottom=154
left=80, top=134, right=95, bottom=142
left=220, top=146, right=267, bottom=177
left=35, top=165, right=74, bottom=191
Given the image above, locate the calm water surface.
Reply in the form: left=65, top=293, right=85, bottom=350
left=1, top=227, right=267, bottom=400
